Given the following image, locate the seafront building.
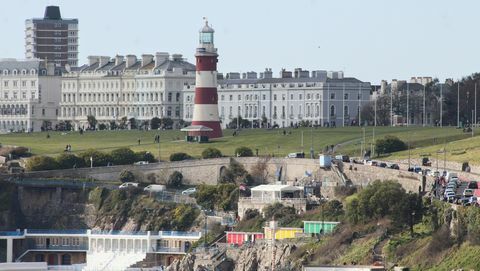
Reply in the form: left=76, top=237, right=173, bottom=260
left=0, top=59, right=62, bottom=132
left=183, top=69, right=372, bottom=128
left=0, top=229, right=201, bottom=269
left=58, top=53, right=196, bottom=130
left=25, top=6, right=79, bottom=67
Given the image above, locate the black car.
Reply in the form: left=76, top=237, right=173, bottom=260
left=468, top=181, right=478, bottom=189
left=390, top=164, right=400, bottom=170
left=378, top=162, right=387, bottom=168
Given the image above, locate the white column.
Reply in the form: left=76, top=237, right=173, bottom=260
left=6, top=238, right=13, bottom=263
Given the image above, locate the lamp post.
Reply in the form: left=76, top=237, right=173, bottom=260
left=157, top=133, right=161, bottom=162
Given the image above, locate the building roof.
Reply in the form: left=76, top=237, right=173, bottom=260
left=218, top=77, right=366, bottom=85
left=250, top=184, right=302, bottom=192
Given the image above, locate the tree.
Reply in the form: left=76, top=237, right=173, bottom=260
left=79, top=149, right=112, bottom=167
left=228, top=117, right=251, bottom=129
left=235, top=146, right=254, bottom=157
left=25, top=156, right=59, bottom=171
left=161, top=118, right=174, bottom=129
left=194, top=184, right=238, bottom=211
left=375, top=136, right=407, bottom=155
left=170, top=152, right=193, bottom=162
left=110, top=148, right=136, bottom=165
left=151, top=117, right=161, bottom=130
left=202, top=147, right=222, bottom=159
left=56, top=153, right=85, bottom=169
left=119, top=117, right=128, bottom=129
left=167, top=171, right=183, bottom=188
left=87, top=115, right=97, bottom=130
left=109, top=121, right=118, bottom=130
left=129, top=118, right=137, bottom=129
left=220, top=158, right=253, bottom=185
left=119, top=170, right=135, bottom=183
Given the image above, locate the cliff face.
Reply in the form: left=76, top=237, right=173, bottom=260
left=0, top=183, right=199, bottom=232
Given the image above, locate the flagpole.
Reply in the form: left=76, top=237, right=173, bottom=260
left=457, top=83, right=460, bottom=128
left=440, top=83, right=443, bottom=128
left=407, top=83, right=409, bottom=126
left=423, top=84, right=426, bottom=127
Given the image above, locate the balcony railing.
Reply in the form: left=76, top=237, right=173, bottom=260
left=239, top=197, right=307, bottom=205
left=152, top=247, right=185, bottom=253
left=27, top=229, right=88, bottom=235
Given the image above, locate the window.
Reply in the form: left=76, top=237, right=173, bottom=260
left=290, top=94, right=293, bottom=100
left=3, top=81, right=7, bottom=87
left=344, top=93, right=348, bottom=100
left=229, top=95, right=233, bottom=101
left=168, top=93, right=172, bottom=102
left=282, top=94, right=286, bottom=101
left=316, top=93, right=320, bottom=99
left=238, top=94, right=241, bottom=101
left=330, top=105, right=335, bottom=117
left=176, top=93, right=180, bottom=102
left=358, top=93, right=361, bottom=100
left=330, top=93, right=335, bottom=99
left=263, top=95, right=266, bottom=100
left=13, top=81, right=17, bottom=87
left=221, top=95, right=224, bottom=101
left=299, top=94, right=303, bottom=100
left=273, top=94, right=277, bottom=101
left=22, top=81, right=26, bottom=87
left=61, top=254, right=71, bottom=265
left=344, top=105, right=349, bottom=116
left=42, top=109, right=45, bottom=116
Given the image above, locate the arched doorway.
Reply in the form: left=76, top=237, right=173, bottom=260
left=61, top=254, right=71, bottom=265
left=47, top=254, right=57, bottom=265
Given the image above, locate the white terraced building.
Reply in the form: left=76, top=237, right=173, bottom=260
left=0, top=229, right=201, bottom=270
left=59, top=53, right=196, bottom=130
left=183, top=68, right=371, bottom=128
left=0, top=59, right=62, bottom=132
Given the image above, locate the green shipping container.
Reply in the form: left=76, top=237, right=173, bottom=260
left=303, top=221, right=340, bottom=234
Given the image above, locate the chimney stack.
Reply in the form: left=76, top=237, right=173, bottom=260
left=155, top=52, right=169, bottom=67
left=141, top=54, right=154, bottom=67
left=114, top=55, right=124, bottom=66
left=126, top=55, right=137, bottom=68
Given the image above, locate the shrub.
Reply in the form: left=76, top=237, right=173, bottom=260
left=135, top=151, right=156, bottom=163
left=375, top=135, right=407, bottom=155
left=98, top=123, right=107, bottom=130
left=25, top=156, right=59, bottom=171
left=79, top=149, right=112, bottom=167
left=110, top=148, right=136, bottom=165
left=235, top=146, right=253, bottom=157
left=220, top=158, right=252, bottom=184
left=10, top=147, right=30, bottom=158
left=119, top=170, right=135, bottom=183
left=172, top=204, right=199, bottom=230
left=167, top=171, right=183, bottom=188
left=169, top=152, right=192, bottom=162
left=194, top=183, right=238, bottom=211
left=201, top=148, right=222, bottom=159
left=56, top=153, right=85, bottom=169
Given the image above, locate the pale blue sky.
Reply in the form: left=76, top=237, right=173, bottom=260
left=1, top=0, right=478, bottom=83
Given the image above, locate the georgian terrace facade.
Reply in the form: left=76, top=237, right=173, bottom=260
left=183, top=69, right=371, bottom=128
left=0, top=59, right=62, bottom=133
left=59, top=53, right=195, bottom=130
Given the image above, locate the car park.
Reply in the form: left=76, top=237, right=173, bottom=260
left=119, top=182, right=139, bottom=189
left=182, top=187, right=197, bottom=195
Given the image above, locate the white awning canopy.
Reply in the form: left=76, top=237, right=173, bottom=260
left=180, top=125, right=213, bottom=132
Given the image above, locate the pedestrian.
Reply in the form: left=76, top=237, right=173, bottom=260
left=46, top=133, right=50, bottom=139
left=137, top=138, right=141, bottom=145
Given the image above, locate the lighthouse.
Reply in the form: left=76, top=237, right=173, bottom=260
left=187, top=19, right=222, bottom=139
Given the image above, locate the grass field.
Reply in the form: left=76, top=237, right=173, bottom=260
left=388, top=130, right=480, bottom=164
left=0, top=126, right=470, bottom=161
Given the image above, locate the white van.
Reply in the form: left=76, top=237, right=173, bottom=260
left=119, top=182, right=139, bottom=189
left=144, top=184, right=166, bottom=193
left=447, top=172, right=458, bottom=181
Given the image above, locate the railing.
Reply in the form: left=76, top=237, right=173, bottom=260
left=0, top=231, right=23, bottom=236
left=48, top=264, right=86, bottom=271
left=239, top=197, right=307, bottom=204
left=151, top=247, right=184, bottom=253
left=27, top=244, right=88, bottom=251
left=158, top=231, right=201, bottom=238
left=90, top=230, right=148, bottom=236
left=27, top=229, right=88, bottom=235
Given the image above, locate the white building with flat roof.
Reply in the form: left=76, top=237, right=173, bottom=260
left=183, top=68, right=371, bottom=128
left=0, top=59, right=62, bottom=132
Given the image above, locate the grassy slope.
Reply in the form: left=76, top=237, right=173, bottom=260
left=0, top=126, right=463, bottom=160
left=387, top=130, right=480, bottom=165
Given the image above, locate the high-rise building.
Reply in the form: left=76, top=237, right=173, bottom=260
left=25, top=6, right=79, bottom=67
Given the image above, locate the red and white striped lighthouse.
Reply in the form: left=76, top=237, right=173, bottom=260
left=190, top=19, right=222, bottom=138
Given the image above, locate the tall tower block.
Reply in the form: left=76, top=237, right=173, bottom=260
left=190, top=20, right=222, bottom=138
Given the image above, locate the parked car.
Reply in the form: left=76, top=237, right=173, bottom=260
left=458, top=197, right=471, bottom=206
left=422, top=157, right=432, bottom=166
left=445, top=192, right=456, bottom=202
left=463, top=189, right=474, bottom=197
left=389, top=164, right=400, bottom=170
left=134, top=161, right=149, bottom=165
left=119, top=182, right=139, bottom=189
left=286, top=152, right=305, bottom=158
left=181, top=187, right=197, bottom=195
left=468, top=181, right=478, bottom=189
left=144, top=184, right=166, bottom=193
left=378, top=162, right=387, bottom=168
left=469, top=196, right=478, bottom=206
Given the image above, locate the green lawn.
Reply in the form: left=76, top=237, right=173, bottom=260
left=0, top=126, right=466, bottom=161
left=387, top=129, right=480, bottom=165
